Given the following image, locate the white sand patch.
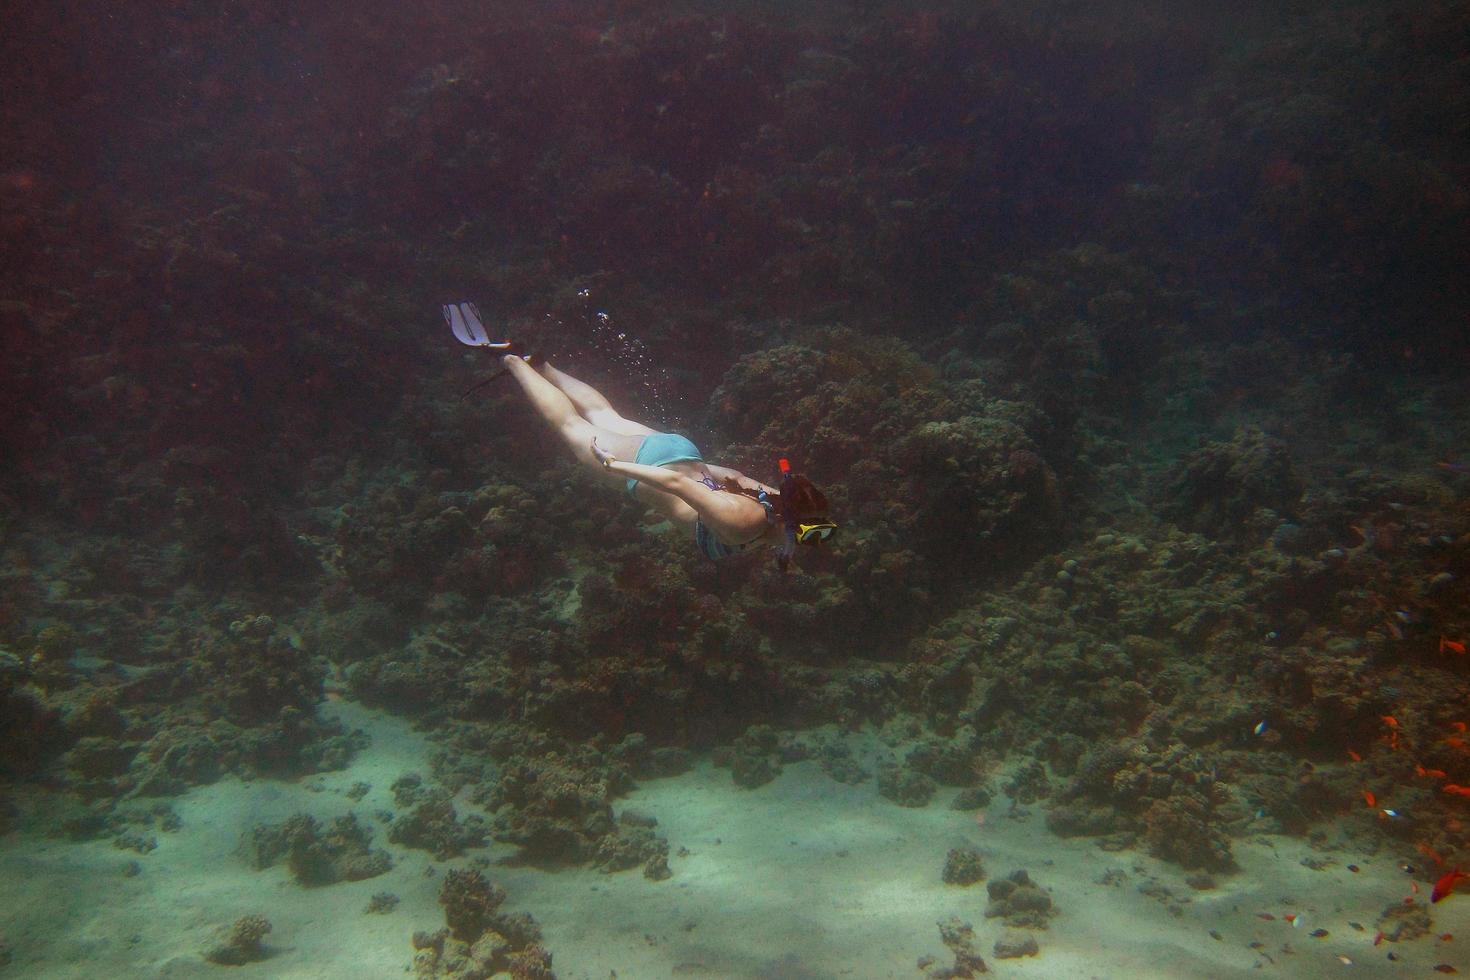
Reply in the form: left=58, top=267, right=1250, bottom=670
left=1, top=701, right=1465, bottom=978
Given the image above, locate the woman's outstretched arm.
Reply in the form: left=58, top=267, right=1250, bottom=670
left=701, top=463, right=778, bottom=495
left=602, top=458, right=709, bottom=510
left=591, top=439, right=709, bottom=510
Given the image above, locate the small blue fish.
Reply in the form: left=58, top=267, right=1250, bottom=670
left=1254, top=721, right=1268, bottom=736
left=1437, top=461, right=1470, bottom=474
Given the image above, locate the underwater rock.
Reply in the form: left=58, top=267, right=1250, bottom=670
left=617, top=808, right=658, bottom=829
left=591, top=823, right=670, bottom=876
left=931, top=915, right=988, bottom=977
left=942, top=847, right=986, bottom=886
left=392, top=772, right=427, bottom=807
left=207, top=615, right=325, bottom=725
left=878, top=764, right=938, bottom=807
left=240, top=812, right=392, bottom=886
left=390, top=796, right=488, bottom=861
left=719, top=724, right=786, bottom=789
left=1001, top=759, right=1051, bottom=804
left=439, top=869, right=509, bottom=944
left=1160, top=427, right=1304, bottom=543
left=1376, top=901, right=1431, bottom=943
left=365, top=892, right=400, bottom=914
left=1141, top=789, right=1236, bottom=872
left=113, top=831, right=156, bottom=854
left=1044, top=801, right=1118, bottom=837
left=0, top=661, right=67, bottom=778
left=609, top=733, right=693, bottom=779
left=204, top=914, right=272, bottom=965
left=992, top=931, right=1039, bottom=959
left=950, top=786, right=993, bottom=810
left=66, top=736, right=140, bottom=780
left=818, top=739, right=870, bottom=784
left=482, top=751, right=666, bottom=872
left=908, top=733, right=981, bottom=786
left=414, top=870, right=554, bottom=979
left=730, top=751, right=780, bottom=789
left=984, top=869, right=1056, bottom=929
left=646, top=746, right=695, bottom=777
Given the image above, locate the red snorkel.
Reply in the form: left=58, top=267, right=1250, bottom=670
left=777, top=457, right=797, bottom=572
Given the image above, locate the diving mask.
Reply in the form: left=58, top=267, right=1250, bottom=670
left=795, top=521, right=838, bottom=545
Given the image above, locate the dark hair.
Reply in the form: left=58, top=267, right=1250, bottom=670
left=779, top=474, right=828, bottom=519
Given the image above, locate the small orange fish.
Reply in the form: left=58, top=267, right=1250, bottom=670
left=1284, top=913, right=1297, bottom=924
left=1418, top=766, right=1450, bottom=780
left=1347, top=749, right=1363, bottom=762
left=1257, top=912, right=1276, bottom=921
left=1434, top=965, right=1458, bottom=974
left=1434, top=868, right=1468, bottom=903
left=1443, top=637, right=1468, bottom=655
left=1440, top=933, right=1454, bottom=941
left=1446, top=737, right=1470, bottom=752
left=1374, top=930, right=1385, bottom=946
left=1453, top=722, right=1469, bottom=733
left=1420, top=843, right=1446, bottom=865
left=1363, top=789, right=1377, bottom=808
left=1445, top=785, right=1470, bottom=798
left=1382, top=715, right=1400, bottom=729
left=1412, top=881, right=1421, bottom=894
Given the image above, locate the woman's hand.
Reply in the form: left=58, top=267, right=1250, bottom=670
left=591, top=438, right=617, bottom=469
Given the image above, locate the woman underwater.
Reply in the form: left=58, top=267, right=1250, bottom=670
left=446, top=302, right=837, bottom=568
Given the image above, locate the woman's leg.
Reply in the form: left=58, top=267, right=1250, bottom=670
left=538, top=360, right=656, bottom=437
left=503, top=356, right=697, bottom=524
left=501, top=356, right=644, bottom=469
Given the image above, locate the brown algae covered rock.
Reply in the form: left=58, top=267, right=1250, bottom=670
left=928, top=916, right=988, bottom=978
left=992, top=931, right=1040, bottom=959
left=1158, top=427, right=1304, bottom=544
left=239, top=811, right=392, bottom=885
left=1376, top=900, right=1432, bottom=943
left=984, top=869, right=1056, bottom=928
left=878, top=763, right=939, bottom=807
left=204, top=914, right=272, bottom=965
left=942, top=847, right=987, bottom=886
left=413, top=870, right=554, bottom=979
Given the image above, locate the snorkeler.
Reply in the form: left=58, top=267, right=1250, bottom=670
left=445, top=302, right=837, bottom=568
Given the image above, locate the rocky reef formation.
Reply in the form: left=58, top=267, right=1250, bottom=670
left=412, top=870, right=554, bottom=980
left=204, top=915, right=272, bottom=966
left=2, top=2, right=1469, bottom=961
left=240, top=812, right=393, bottom=886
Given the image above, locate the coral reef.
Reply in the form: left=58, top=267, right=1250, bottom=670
left=240, top=812, right=392, bottom=886
left=1142, top=790, right=1237, bottom=873
left=992, top=931, right=1040, bottom=959
left=983, top=870, right=1056, bottom=929
left=927, top=916, right=988, bottom=978
left=1160, top=428, right=1305, bottom=544
left=878, top=764, right=938, bottom=807
left=388, top=794, right=488, bottom=862
left=2, top=4, right=1470, bottom=964
left=204, top=915, right=272, bottom=966
left=1376, top=901, right=1432, bottom=943
left=413, top=870, right=554, bottom=979
left=941, top=847, right=986, bottom=886
left=366, top=892, right=400, bottom=914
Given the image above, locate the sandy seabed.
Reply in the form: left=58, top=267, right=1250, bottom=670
left=2, top=699, right=1465, bottom=980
